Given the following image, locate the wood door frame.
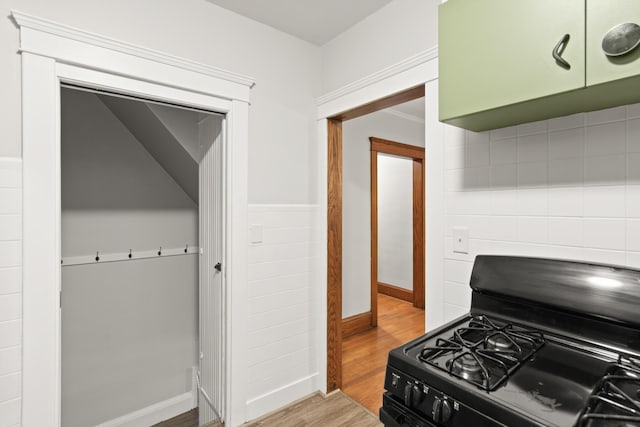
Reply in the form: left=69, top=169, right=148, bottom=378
left=326, top=85, right=425, bottom=392
left=370, top=137, right=425, bottom=317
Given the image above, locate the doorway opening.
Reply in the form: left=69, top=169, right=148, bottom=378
left=60, top=86, right=225, bottom=426
left=326, top=85, right=426, bottom=412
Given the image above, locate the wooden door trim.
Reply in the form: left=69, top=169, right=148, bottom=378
left=326, top=86, right=425, bottom=394
left=370, top=137, right=425, bottom=311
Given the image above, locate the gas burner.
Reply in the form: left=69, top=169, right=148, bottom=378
left=418, top=315, right=545, bottom=391
left=447, top=353, right=486, bottom=384
left=579, top=356, right=640, bottom=427
left=485, top=333, right=515, bottom=352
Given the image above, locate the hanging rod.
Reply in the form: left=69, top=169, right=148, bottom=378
left=61, top=245, right=199, bottom=267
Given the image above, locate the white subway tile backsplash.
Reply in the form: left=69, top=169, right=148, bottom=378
left=517, top=120, right=548, bottom=136
left=490, top=126, right=517, bottom=141
left=584, top=154, right=626, bottom=185
left=518, top=133, right=548, bottom=163
left=586, top=105, right=627, bottom=125
left=444, top=282, right=471, bottom=308
left=549, top=158, right=583, bottom=186
left=583, top=219, right=626, bottom=250
left=627, top=220, right=640, bottom=252
left=0, top=217, right=20, bottom=242
left=444, top=304, right=468, bottom=322
left=585, top=122, right=626, bottom=156
left=491, top=190, right=519, bottom=215
left=516, top=189, right=548, bottom=216
left=490, top=138, right=517, bottom=165
left=628, top=103, right=640, bottom=119
left=0, top=296, right=20, bottom=323
left=0, top=321, right=20, bottom=350
left=444, top=259, right=472, bottom=285
left=466, top=130, right=490, bottom=146
left=549, top=128, right=584, bottom=160
left=628, top=118, right=640, bottom=153
left=465, top=138, right=490, bottom=168
left=548, top=187, right=583, bottom=217
left=628, top=153, right=640, bottom=184
left=0, top=347, right=20, bottom=376
left=518, top=162, right=548, bottom=188
left=517, top=217, right=548, bottom=244
left=445, top=170, right=463, bottom=192
left=0, top=190, right=20, bottom=215
left=548, top=113, right=585, bottom=131
left=582, top=248, right=626, bottom=266
left=0, top=398, right=20, bottom=427
left=0, top=373, right=20, bottom=402
left=627, top=251, right=640, bottom=268
left=627, top=186, right=640, bottom=217
left=548, top=218, right=583, bottom=247
left=445, top=145, right=465, bottom=170
left=0, top=243, right=20, bottom=269
left=0, top=269, right=20, bottom=296
left=583, top=186, right=626, bottom=218
left=490, top=164, right=517, bottom=188
left=463, top=167, right=490, bottom=190
left=0, top=166, right=21, bottom=189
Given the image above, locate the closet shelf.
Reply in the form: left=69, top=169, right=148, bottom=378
left=61, top=245, right=199, bottom=267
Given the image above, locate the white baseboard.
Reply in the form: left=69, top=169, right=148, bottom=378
left=95, top=392, right=196, bottom=427
left=245, top=373, right=319, bottom=422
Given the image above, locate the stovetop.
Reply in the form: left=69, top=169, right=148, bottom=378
left=383, top=256, right=640, bottom=427
left=392, top=313, right=618, bottom=426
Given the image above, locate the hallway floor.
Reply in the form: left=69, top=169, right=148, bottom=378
left=341, top=294, right=426, bottom=414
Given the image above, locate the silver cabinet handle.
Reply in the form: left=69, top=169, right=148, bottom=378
left=602, top=23, right=640, bottom=57
left=553, top=34, right=571, bottom=70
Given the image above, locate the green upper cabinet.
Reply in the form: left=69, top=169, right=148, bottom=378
left=587, top=0, right=640, bottom=86
left=439, top=0, right=586, bottom=125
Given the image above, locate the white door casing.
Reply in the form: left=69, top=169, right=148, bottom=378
left=13, top=11, right=252, bottom=427
left=315, top=47, right=442, bottom=393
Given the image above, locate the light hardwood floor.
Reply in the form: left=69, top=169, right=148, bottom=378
left=243, top=391, right=380, bottom=427
left=342, top=293, right=425, bottom=414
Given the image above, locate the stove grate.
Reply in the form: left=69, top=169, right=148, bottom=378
left=579, top=356, right=640, bottom=427
left=417, top=315, right=545, bottom=392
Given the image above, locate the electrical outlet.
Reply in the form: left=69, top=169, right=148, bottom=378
left=452, top=226, right=469, bottom=254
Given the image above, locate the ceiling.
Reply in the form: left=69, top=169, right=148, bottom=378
left=388, top=97, right=425, bottom=121
left=206, top=0, right=393, bottom=45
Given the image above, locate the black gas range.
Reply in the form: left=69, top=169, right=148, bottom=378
left=381, top=256, right=640, bottom=427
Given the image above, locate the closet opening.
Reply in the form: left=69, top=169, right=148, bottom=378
left=60, top=85, right=226, bottom=427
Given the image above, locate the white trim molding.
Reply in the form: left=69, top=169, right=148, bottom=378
left=381, top=108, right=425, bottom=124
left=11, top=11, right=255, bottom=89
left=94, top=392, right=196, bottom=427
left=14, top=10, right=250, bottom=427
left=316, top=47, right=438, bottom=106
left=315, top=47, right=442, bottom=390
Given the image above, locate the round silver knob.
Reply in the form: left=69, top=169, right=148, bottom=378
left=602, top=22, right=640, bottom=57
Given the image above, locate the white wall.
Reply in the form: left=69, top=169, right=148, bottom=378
left=1, top=0, right=321, bottom=204
left=321, top=0, right=439, bottom=93
left=432, top=99, right=640, bottom=325
left=60, top=89, right=198, bottom=426
left=378, top=154, right=414, bottom=290
left=342, top=110, right=424, bottom=318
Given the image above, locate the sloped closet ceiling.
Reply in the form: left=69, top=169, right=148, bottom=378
left=98, top=94, right=200, bottom=202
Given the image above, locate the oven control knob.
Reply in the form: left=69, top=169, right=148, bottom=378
left=411, top=384, right=424, bottom=406
left=433, top=397, right=453, bottom=423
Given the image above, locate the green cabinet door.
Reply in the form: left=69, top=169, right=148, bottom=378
left=439, top=0, right=586, bottom=122
left=587, top=0, right=640, bottom=86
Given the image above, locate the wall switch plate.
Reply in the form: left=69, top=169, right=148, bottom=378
left=249, top=224, right=263, bottom=244
left=452, top=226, right=469, bottom=254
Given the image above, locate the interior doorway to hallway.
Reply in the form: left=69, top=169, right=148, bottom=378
left=326, top=85, right=426, bottom=413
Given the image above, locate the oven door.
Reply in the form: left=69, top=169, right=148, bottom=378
left=381, top=393, right=436, bottom=427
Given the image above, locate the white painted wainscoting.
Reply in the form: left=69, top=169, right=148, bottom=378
left=245, top=204, right=321, bottom=421
left=0, top=158, right=22, bottom=427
